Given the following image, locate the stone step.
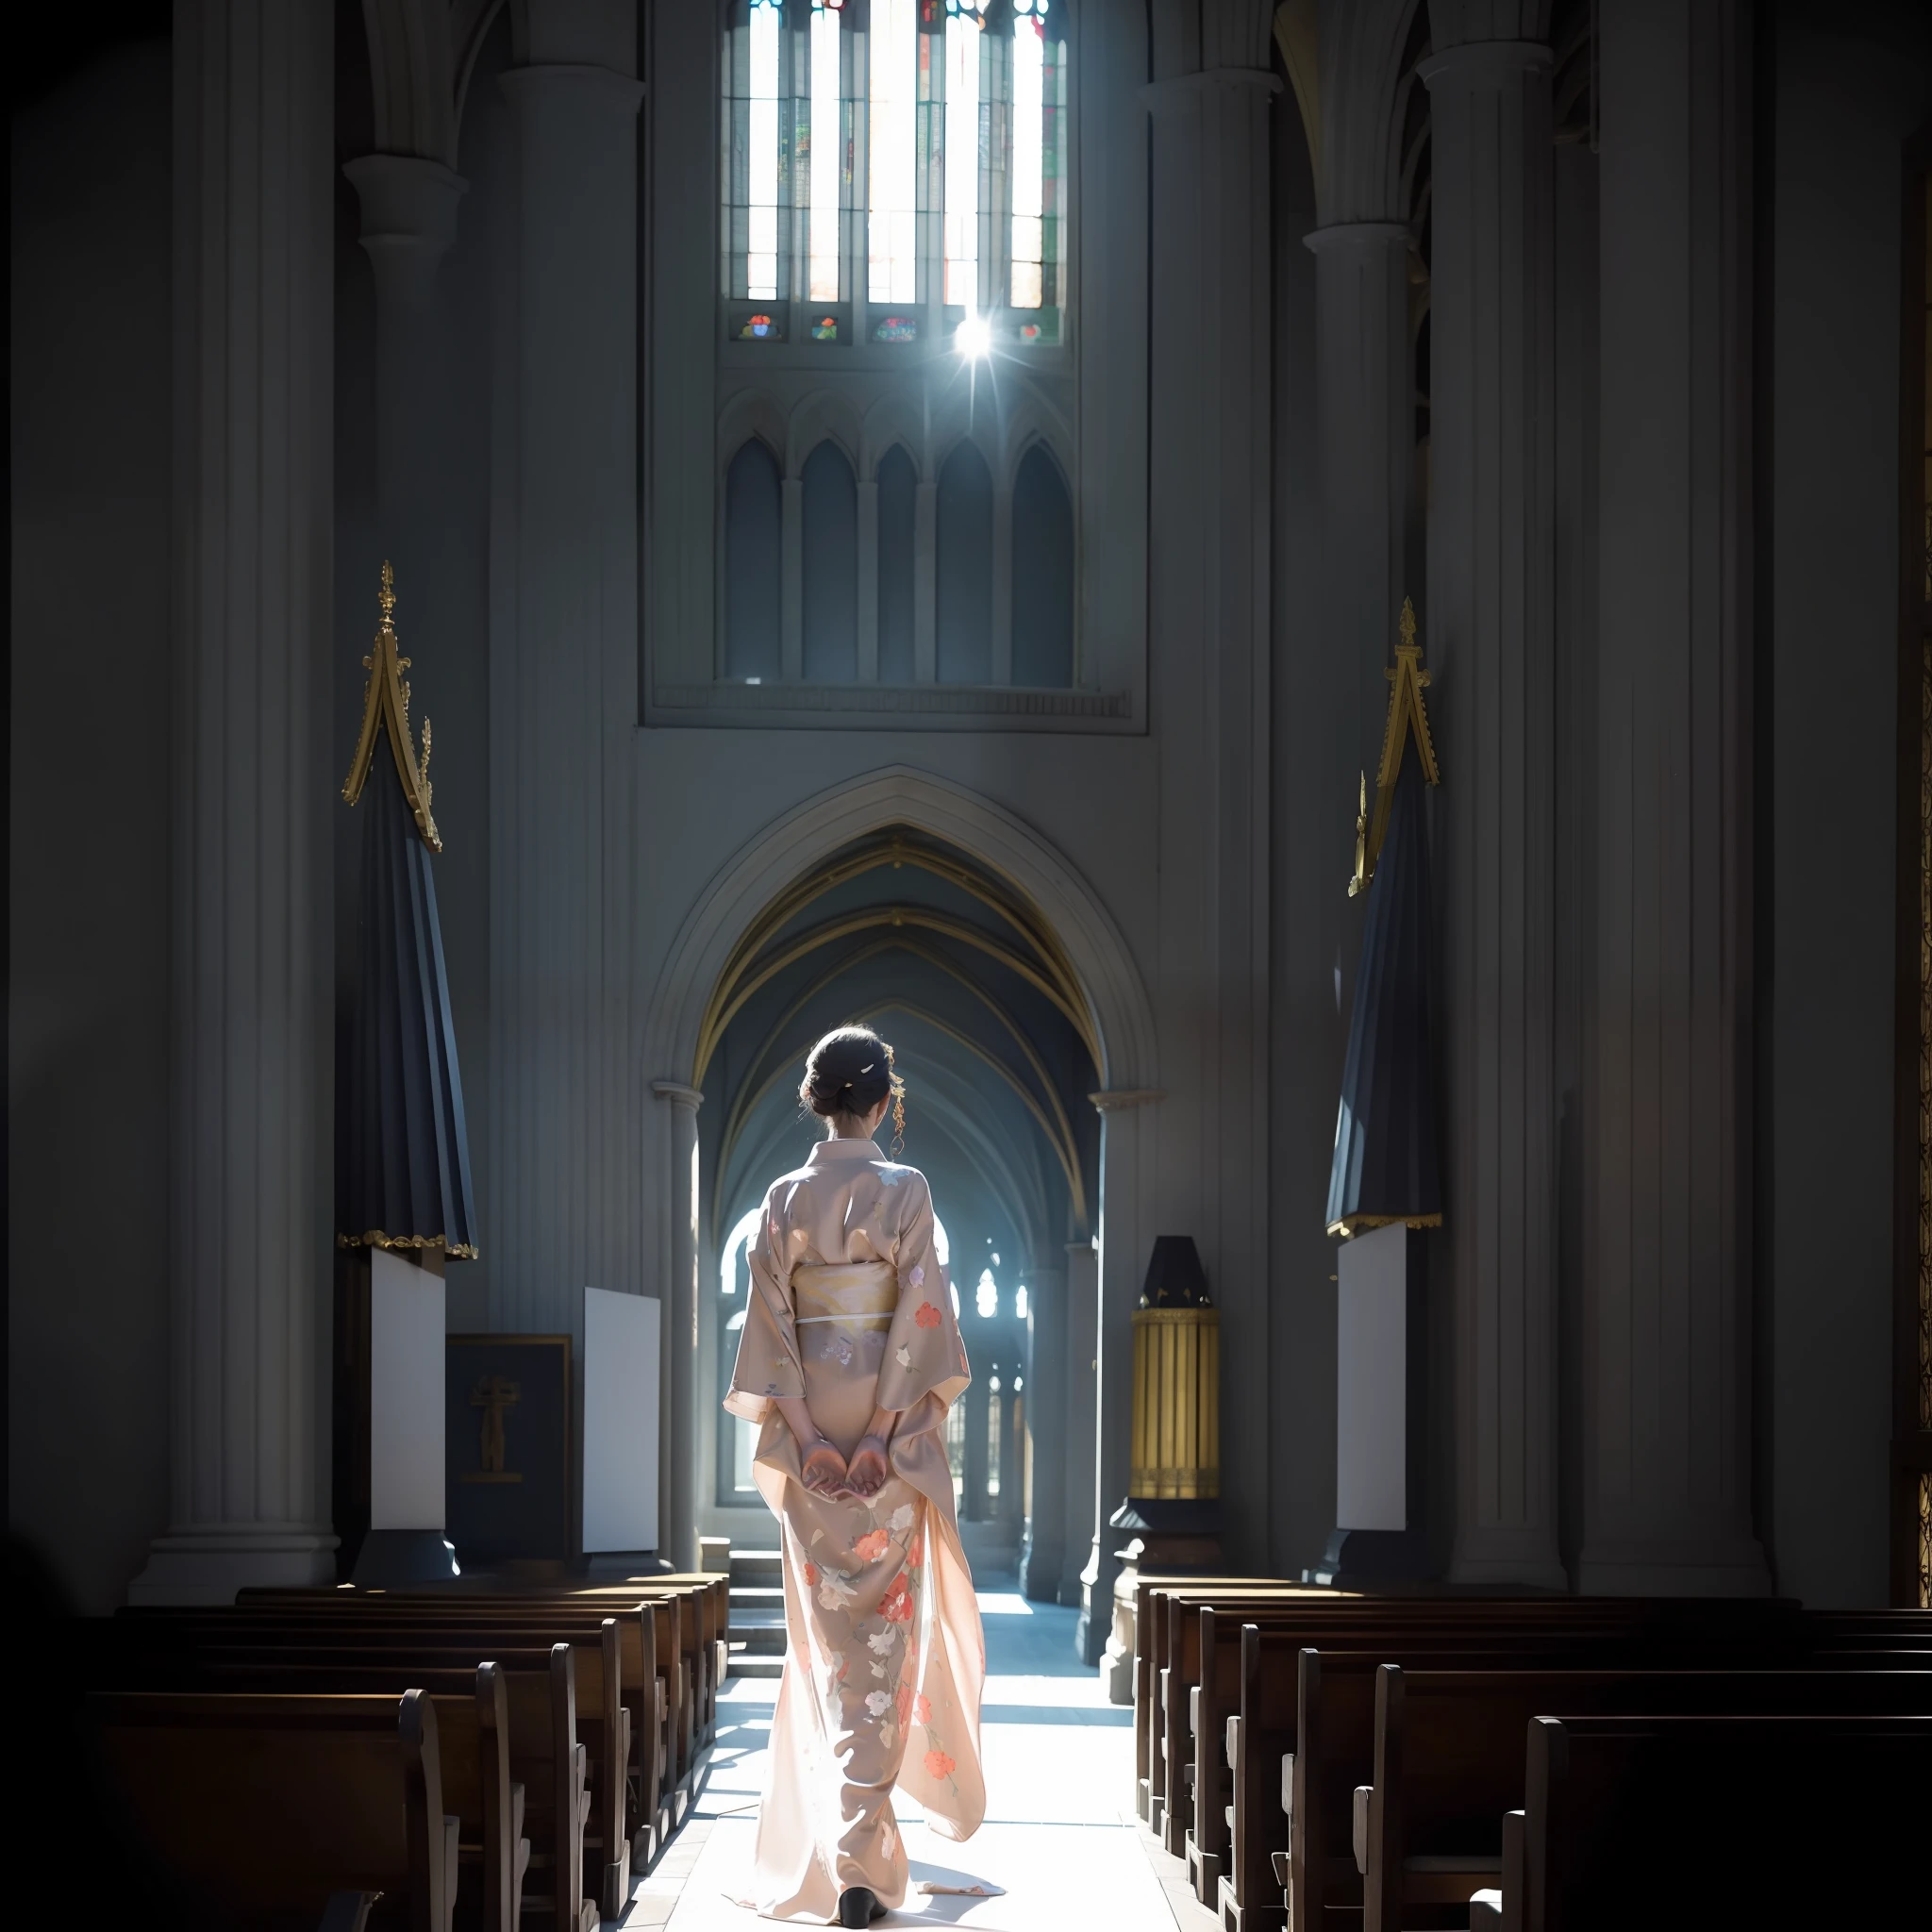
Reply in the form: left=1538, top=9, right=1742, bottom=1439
left=729, top=1622, right=788, bottom=1656
left=729, top=1584, right=785, bottom=1610
left=728, top=1654, right=785, bottom=1679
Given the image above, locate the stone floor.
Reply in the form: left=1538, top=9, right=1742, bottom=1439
left=621, top=1584, right=1217, bottom=1932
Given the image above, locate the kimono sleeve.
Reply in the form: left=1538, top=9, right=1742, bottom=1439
left=723, top=1189, right=804, bottom=1424
left=873, top=1170, right=971, bottom=1414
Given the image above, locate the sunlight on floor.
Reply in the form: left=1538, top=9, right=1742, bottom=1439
left=623, top=1587, right=1212, bottom=1932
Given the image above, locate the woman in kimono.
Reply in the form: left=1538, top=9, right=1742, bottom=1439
left=724, top=1026, right=986, bottom=1926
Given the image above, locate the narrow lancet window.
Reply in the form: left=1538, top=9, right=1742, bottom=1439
left=943, top=2, right=985, bottom=308
left=868, top=0, right=920, bottom=304
left=746, top=0, right=785, bottom=299
left=1009, top=0, right=1057, bottom=315
left=808, top=1, right=844, bottom=302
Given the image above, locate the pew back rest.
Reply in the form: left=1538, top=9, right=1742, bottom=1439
left=1384, top=1665, right=1932, bottom=1856
left=1526, top=1714, right=1932, bottom=1931
left=92, top=1689, right=445, bottom=1932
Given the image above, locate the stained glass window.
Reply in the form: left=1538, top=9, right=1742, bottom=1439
left=807, top=1, right=846, bottom=301
left=722, top=0, right=1066, bottom=341
left=724, top=0, right=790, bottom=303
left=868, top=0, right=922, bottom=305
left=943, top=2, right=987, bottom=307
left=1010, top=0, right=1063, bottom=334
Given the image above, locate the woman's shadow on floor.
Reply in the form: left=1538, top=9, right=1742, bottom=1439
left=900, top=1859, right=1008, bottom=1924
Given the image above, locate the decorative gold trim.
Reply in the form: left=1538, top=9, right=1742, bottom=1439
left=338, top=1230, right=480, bottom=1260
left=342, top=561, right=441, bottom=853
left=1349, top=597, right=1441, bottom=898
left=1327, top=1211, right=1444, bottom=1239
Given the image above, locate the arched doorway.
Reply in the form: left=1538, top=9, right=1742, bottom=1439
left=644, top=769, right=1157, bottom=1641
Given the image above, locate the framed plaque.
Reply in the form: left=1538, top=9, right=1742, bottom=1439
left=445, top=1333, right=572, bottom=1560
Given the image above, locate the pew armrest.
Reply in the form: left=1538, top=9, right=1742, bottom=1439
left=1353, top=1786, right=1371, bottom=1877
left=1189, top=1685, right=1200, bottom=1736
left=443, top=1815, right=461, bottom=1932
left=1224, top=1714, right=1239, bottom=1771
left=1280, top=1752, right=1294, bottom=1821
left=317, top=1892, right=381, bottom=1932
left=1470, top=1889, right=1503, bottom=1932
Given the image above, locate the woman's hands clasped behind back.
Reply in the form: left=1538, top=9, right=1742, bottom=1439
left=801, top=1437, right=848, bottom=1494
left=844, top=1433, right=890, bottom=1497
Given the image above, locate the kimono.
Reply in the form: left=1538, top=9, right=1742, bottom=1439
left=724, top=1136, right=986, bottom=1921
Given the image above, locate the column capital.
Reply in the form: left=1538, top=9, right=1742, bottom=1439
left=1419, top=41, right=1553, bottom=91
left=342, top=153, right=467, bottom=312
left=652, top=1079, right=704, bottom=1113
left=1089, top=1088, right=1163, bottom=1113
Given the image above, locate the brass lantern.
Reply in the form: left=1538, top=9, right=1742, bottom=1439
left=1128, top=1237, right=1220, bottom=1501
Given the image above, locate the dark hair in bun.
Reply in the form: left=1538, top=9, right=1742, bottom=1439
left=800, top=1025, right=907, bottom=1148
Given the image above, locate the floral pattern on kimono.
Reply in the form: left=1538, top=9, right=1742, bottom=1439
left=724, top=1138, right=986, bottom=1923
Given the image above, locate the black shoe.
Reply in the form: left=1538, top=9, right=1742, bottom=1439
left=838, top=1888, right=886, bottom=1926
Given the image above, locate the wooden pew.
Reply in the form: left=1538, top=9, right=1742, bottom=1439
left=1219, top=1609, right=1801, bottom=1932
left=1360, top=1663, right=1932, bottom=1932
left=106, top=1630, right=599, bottom=1932
left=246, top=1578, right=703, bottom=1842
left=1507, top=1713, right=1932, bottom=1930
left=1183, top=1603, right=1665, bottom=1892
left=170, top=1599, right=637, bottom=1901
left=1161, top=1593, right=1705, bottom=1866
left=1131, top=1575, right=1313, bottom=1819
left=92, top=1686, right=453, bottom=1932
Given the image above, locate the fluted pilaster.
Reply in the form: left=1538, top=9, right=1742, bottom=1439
left=488, top=7, right=644, bottom=1345
left=133, top=0, right=338, bottom=1603
left=1141, top=12, right=1275, bottom=1594
left=653, top=1081, right=703, bottom=1570
left=1581, top=0, right=1767, bottom=1594
left=1019, top=1258, right=1069, bottom=1599
left=1422, top=25, right=1566, bottom=1589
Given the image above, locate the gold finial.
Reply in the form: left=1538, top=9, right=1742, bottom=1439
left=341, top=562, right=443, bottom=852
left=1347, top=597, right=1441, bottom=899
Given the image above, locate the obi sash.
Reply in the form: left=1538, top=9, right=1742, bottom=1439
left=791, top=1260, right=896, bottom=1329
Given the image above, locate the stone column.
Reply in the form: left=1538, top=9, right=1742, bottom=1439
left=1421, top=14, right=1567, bottom=1590
left=341, top=153, right=466, bottom=583
left=1082, top=1089, right=1163, bottom=1659
left=653, top=1082, right=703, bottom=1571
left=1019, top=1257, right=1068, bottom=1599
left=1059, top=1237, right=1100, bottom=1609
left=131, top=0, right=338, bottom=1604
left=1306, top=219, right=1414, bottom=761
left=1141, top=0, right=1275, bottom=1604
left=489, top=7, right=644, bottom=1355
left=1580, top=0, right=1768, bottom=1594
